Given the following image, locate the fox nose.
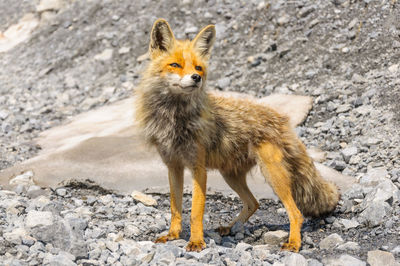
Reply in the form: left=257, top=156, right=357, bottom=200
left=191, top=74, right=201, bottom=83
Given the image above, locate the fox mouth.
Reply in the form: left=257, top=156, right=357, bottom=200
left=172, top=84, right=199, bottom=91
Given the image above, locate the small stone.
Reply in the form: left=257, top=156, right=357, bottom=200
left=0, top=109, right=9, bottom=120
left=37, top=0, right=64, bottom=12
left=298, top=6, right=315, bottom=18
left=366, top=137, right=382, bottom=146
left=283, top=253, right=307, bottom=266
left=308, top=259, right=323, bottom=266
left=359, top=201, right=390, bottom=227
left=360, top=168, right=388, bottom=186
left=352, top=73, right=366, bottom=83
left=4, top=228, right=28, bottom=245
left=124, top=224, right=140, bottom=237
left=367, top=250, right=398, bottom=266
left=262, top=230, right=288, bottom=246
left=231, top=221, right=244, bottom=234
left=341, top=47, right=350, bottom=53
left=336, top=104, right=351, bottom=113
left=329, top=160, right=346, bottom=171
left=131, top=191, right=157, bottom=206
left=235, top=242, right=252, bottom=252
left=277, top=14, right=290, bottom=26
left=325, top=254, right=366, bottom=266
left=391, top=246, right=400, bottom=256
left=388, top=64, right=399, bottom=73
left=94, top=49, right=113, bottom=61
left=43, top=252, right=77, bottom=266
left=185, top=26, right=199, bottom=34
left=252, top=245, right=270, bottom=260
left=27, top=185, right=46, bottom=198
left=9, top=171, right=35, bottom=186
left=319, top=233, right=344, bottom=249
left=339, top=219, right=359, bottom=230
left=56, top=188, right=67, bottom=196
left=348, top=18, right=359, bottom=29
left=112, top=15, right=120, bottom=21
left=337, top=242, right=360, bottom=251
left=137, top=53, right=149, bottom=62
left=118, top=47, right=130, bottom=54
left=217, top=77, right=231, bottom=89
left=277, top=207, right=286, bottom=216
left=26, top=210, right=54, bottom=228
left=341, top=147, right=358, bottom=163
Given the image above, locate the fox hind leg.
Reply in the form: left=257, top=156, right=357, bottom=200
left=256, top=142, right=304, bottom=252
left=217, top=170, right=259, bottom=236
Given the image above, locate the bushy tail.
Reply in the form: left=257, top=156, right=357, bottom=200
left=283, top=136, right=339, bottom=218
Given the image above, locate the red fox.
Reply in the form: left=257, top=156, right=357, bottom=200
left=135, top=19, right=339, bottom=252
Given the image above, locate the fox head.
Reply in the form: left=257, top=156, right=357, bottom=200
left=146, top=19, right=216, bottom=94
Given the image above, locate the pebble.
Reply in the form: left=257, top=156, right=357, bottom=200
left=94, top=49, right=113, bottom=61
left=339, top=218, right=360, bottom=230
left=341, top=146, right=358, bottom=163
left=319, top=233, right=344, bottom=249
left=337, top=241, right=360, bottom=251
left=131, top=191, right=157, bottom=206
left=36, top=0, right=64, bottom=12
left=262, top=230, right=288, bottom=246
left=217, top=77, right=231, bottom=89
left=9, top=171, right=35, bottom=186
left=25, top=210, right=54, bottom=228
left=283, top=253, right=307, bottom=266
left=56, top=188, right=67, bottom=196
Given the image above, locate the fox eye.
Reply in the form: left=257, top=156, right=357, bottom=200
left=170, top=63, right=181, bottom=68
left=195, top=66, right=202, bottom=71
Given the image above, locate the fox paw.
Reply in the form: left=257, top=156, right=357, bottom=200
left=281, top=242, right=300, bottom=253
left=155, top=232, right=179, bottom=243
left=186, top=239, right=206, bottom=252
left=216, top=226, right=231, bottom=236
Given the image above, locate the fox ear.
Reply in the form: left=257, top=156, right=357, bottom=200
left=192, top=25, right=216, bottom=59
left=149, top=19, right=175, bottom=58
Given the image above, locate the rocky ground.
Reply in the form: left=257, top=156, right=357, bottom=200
left=0, top=0, right=400, bottom=265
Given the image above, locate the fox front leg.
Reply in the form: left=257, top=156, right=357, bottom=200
left=186, top=146, right=207, bottom=252
left=155, top=163, right=184, bottom=243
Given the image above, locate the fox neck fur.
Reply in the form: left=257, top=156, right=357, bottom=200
left=135, top=73, right=219, bottom=166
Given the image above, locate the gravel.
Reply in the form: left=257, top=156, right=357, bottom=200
left=1, top=0, right=400, bottom=265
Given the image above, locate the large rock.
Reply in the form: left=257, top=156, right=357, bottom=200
left=360, top=168, right=388, bottom=186
left=358, top=201, right=391, bottom=227
left=0, top=94, right=355, bottom=198
left=325, top=254, right=366, bottom=266
left=29, top=216, right=88, bottom=259
left=367, top=250, right=399, bottom=266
